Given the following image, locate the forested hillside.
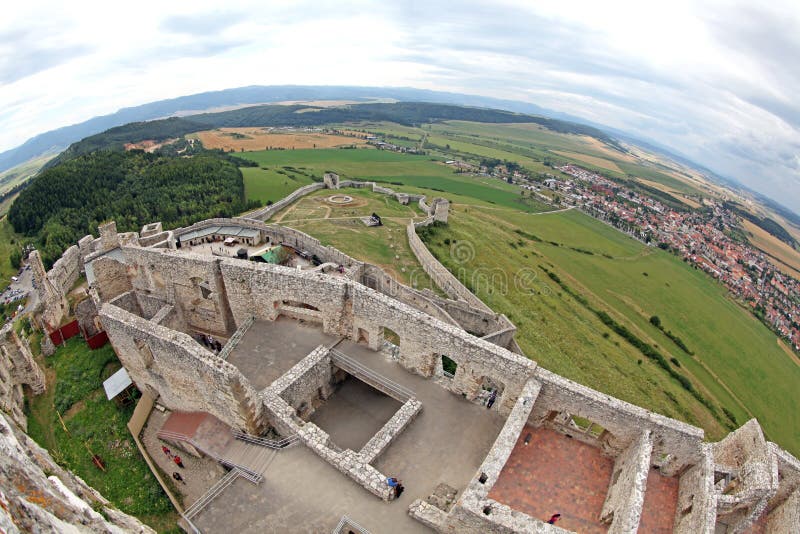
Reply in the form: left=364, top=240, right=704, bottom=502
left=9, top=150, right=252, bottom=266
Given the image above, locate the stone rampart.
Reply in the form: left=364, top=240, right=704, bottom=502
left=673, top=444, right=718, bottom=534
left=406, top=220, right=493, bottom=312
left=46, top=244, right=81, bottom=296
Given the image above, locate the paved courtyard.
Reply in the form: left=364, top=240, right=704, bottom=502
left=226, top=317, right=337, bottom=390
left=488, top=426, right=613, bottom=533
left=192, top=322, right=505, bottom=533
left=310, top=376, right=402, bottom=451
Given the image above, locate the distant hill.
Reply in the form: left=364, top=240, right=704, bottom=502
left=50, top=101, right=614, bottom=166
left=0, top=85, right=602, bottom=173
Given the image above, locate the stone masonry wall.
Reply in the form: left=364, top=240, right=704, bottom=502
left=121, top=248, right=237, bottom=337
left=46, top=245, right=82, bottom=296
left=674, top=444, right=718, bottom=534
left=100, top=303, right=263, bottom=433
left=0, top=412, right=154, bottom=533
left=243, top=182, right=326, bottom=220
left=600, top=430, right=653, bottom=533
left=269, top=346, right=335, bottom=418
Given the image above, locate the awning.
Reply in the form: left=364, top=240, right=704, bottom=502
left=103, top=368, right=132, bottom=400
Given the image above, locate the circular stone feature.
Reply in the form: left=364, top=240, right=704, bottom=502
left=326, top=194, right=354, bottom=205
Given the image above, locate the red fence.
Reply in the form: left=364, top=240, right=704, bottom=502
left=48, top=320, right=80, bottom=346
left=48, top=319, right=109, bottom=350
left=86, top=331, right=109, bottom=350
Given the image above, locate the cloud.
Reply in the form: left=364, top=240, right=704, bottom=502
left=0, top=0, right=799, bottom=211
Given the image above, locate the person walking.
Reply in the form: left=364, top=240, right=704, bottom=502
left=173, top=455, right=185, bottom=468
left=547, top=513, right=561, bottom=525
left=487, top=389, right=498, bottom=409
left=161, top=445, right=172, bottom=458
left=172, top=472, right=186, bottom=485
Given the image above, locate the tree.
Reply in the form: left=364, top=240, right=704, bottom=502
left=9, top=249, right=22, bottom=269
left=649, top=315, right=661, bottom=328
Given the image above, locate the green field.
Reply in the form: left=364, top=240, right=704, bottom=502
left=274, top=188, right=438, bottom=290
left=421, top=206, right=800, bottom=451
left=237, top=148, right=550, bottom=212
left=26, top=337, right=178, bottom=532
left=0, top=218, right=25, bottom=291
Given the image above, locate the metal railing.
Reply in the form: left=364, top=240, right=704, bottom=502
left=332, top=515, right=372, bottom=534
left=442, top=370, right=455, bottom=380
left=184, top=468, right=243, bottom=520
left=330, top=349, right=415, bottom=402
left=219, top=316, right=255, bottom=360
left=157, top=430, right=262, bottom=484
left=232, top=429, right=299, bottom=450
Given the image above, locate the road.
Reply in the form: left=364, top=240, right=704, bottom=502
left=1, top=262, right=39, bottom=323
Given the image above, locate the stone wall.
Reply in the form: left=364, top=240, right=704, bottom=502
left=243, top=182, right=326, bottom=221
left=0, top=412, right=154, bottom=533
left=92, top=255, right=133, bottom=303
left=268, top=346, right=336, bottom=418
left=530, top=368, right=705, bottom=473
left=674, top=444, right=717, bottom=534
left=406, top=220, right=493, bottom=313
left=100, top=303, right=263, bottom=433
left=29, top=250, right=68, bottom=331
left=121, top=248, right=237, bottom=337
left=600, top=430, right=653, bottom=533
left=46, top=245, right=82, bottom=296
left=359, top=398, right=422, bottom=464
left=0, top=324, right=45, bottom=430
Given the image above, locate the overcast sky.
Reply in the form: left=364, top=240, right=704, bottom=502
left=2, top=0, right=800, bottom=210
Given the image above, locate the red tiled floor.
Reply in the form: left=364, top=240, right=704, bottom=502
left=638, top=468, right=679, bottom=533
left=488, top=426, right=612, bottom=533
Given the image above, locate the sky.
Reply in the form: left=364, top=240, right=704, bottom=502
left=2, top=0, right=800, bottom=211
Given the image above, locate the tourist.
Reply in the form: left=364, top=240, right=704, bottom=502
left=546, top=513, right=561, bottom=525
left=172, top=472, right=186, bottom=485
left=387, top=476, right=403, bottom=498
left=173, top=455, right=184, bottom=468
left=487, top=390, right=497, bottom=409
left=161, top=445, right=172, bottom=458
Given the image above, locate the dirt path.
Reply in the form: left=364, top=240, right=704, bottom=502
left=777, top=338, right=800, bottom=369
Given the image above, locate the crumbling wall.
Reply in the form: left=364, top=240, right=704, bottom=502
left=601, top=431, right=653, bottom=533
left=674, top=444, right=718, bottom=534
left=0, top=412, right=154, bottom=533
left=92, top=255, right=133, bottom=303
left=406, top=220, right=493, bottom=312
left=269, top=346, right=335, bottom=418
left=46, top=245, right=82, bottom=296
left=220, top=260, right=352, bottom=337
left=29, top=250, right=68, bottom=331
left=0, top=324, right=45, bottom=430
left=121, top=248, right=236, bottom=337
left=100, top=303, right=263, bottom=433
left=713, top=419, right=779, bottom=533
left=531, top=368, right=704, bottom=471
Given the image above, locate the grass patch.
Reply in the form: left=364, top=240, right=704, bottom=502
left=26, top=337, right=177, bottom=531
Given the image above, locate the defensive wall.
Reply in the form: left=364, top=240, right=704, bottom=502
left=13, top=172, right=800, bottom=533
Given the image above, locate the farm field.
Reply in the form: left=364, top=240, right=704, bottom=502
left=741, top=219, right=800, bottom=278
left=194, top=127, right=366, bottom=152
left=422, top=207, right=800, bottom=452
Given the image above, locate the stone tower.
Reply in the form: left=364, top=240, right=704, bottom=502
left=28, top=250, right=68, bottom=331
left=324, top=172, right=340, bottom=190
